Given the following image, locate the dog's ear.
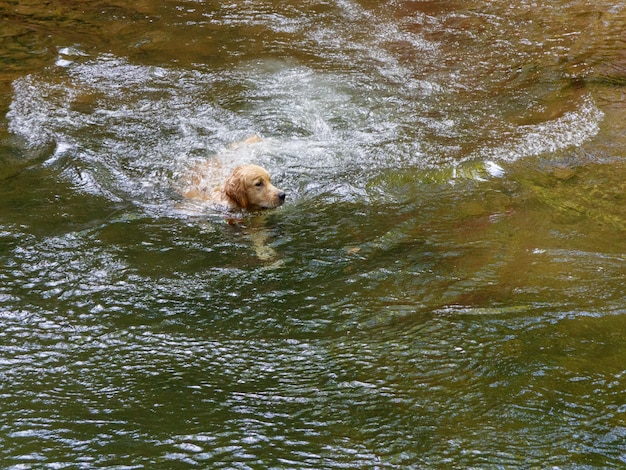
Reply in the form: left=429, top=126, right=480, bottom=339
left=224, top=166, right=248, bottom=209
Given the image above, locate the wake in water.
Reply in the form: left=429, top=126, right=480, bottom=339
left=6, top=0, right=604, bottom=215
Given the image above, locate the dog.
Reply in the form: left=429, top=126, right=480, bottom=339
left=176, top=136, right=286, bottom=263
left=179, top=136, right=286, bottom=212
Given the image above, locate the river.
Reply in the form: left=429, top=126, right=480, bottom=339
left=1, top=0, right=626, bottom=467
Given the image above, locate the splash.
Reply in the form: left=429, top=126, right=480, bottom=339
left=474, top=96, right=604, bottom=164
left=7, top=43, right=605, bottom=212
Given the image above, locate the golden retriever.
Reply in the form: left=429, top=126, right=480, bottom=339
left=179, top=137, right=286, bottom=211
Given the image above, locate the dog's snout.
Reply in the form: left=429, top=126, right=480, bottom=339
left=278, top=191, right=286, bottom=202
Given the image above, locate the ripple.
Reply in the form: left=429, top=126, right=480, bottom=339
left=3, top=1, right=626, bottom=467
left=475, top=95, right=604, bottom=163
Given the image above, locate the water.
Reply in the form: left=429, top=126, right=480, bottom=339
left=1, top=0, right=626, bottom=467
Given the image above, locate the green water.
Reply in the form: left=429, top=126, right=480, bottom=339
left=1, top=0, right=626, bottom=467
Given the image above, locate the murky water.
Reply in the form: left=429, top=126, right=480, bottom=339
left=1, top=0, right=626, bottom=467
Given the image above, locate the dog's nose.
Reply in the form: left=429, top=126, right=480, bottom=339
left=278, top=191, right=286, bottom=202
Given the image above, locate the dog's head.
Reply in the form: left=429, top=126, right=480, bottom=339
left=224, top=164, right=286, bottom=211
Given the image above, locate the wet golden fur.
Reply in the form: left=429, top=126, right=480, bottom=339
left=180, top=163, right=285, bottom=211
left=179, top=135, right=285, bottom=211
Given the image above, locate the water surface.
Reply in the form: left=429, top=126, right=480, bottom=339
left=1, top=0, right=626, bottom=467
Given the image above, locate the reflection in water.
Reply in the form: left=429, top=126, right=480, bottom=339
left=1, top=0, right=626, bottom=467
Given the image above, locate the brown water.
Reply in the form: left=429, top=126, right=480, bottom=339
left=1, top=0, right=626, bottom=467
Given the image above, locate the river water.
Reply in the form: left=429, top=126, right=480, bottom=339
left=1, top=0, right=626, bottom=467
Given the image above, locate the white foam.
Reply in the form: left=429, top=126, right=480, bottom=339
left=484, top=161, right=505, bottom=178
left=473, top=96, right=604, bottom=163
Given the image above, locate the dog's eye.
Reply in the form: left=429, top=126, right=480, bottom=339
left=255, top=181, right=264, bottom=187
